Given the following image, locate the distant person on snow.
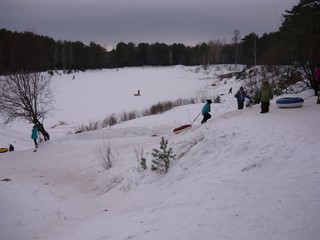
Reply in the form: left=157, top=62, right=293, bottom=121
left=9, top=144, right=14, bottom=151
left=134, top=90, right=141, bottom=96
left=314, top=63, right=320, bottom=96
left=257, top=79, right=273, bottom=113
left=234, top=86, right=252, bottom=110
left=31, top=125, right=39, bottom=148
left=201, top=99, right=212, bottom=124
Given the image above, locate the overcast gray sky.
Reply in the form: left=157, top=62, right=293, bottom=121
left=1, top=0, right=298, bottom=50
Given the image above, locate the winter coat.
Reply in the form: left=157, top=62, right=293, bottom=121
left=31, top=126, right=38, bottom=140
left=234, top=90, right=251, bottom=103
left=202, top=102, right=211, bottom=115
left=258, top=82, right=273, bottom=102
left=314, top=67, right=320, bottom=82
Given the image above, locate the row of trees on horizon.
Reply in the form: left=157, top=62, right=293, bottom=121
left=0, top=0, right=319, bottom=74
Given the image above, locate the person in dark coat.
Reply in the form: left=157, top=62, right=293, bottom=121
left=201, top=99, right=212, bottom=124
left=31, top=125, right=39, bottom=148
left=258, top=79, right=273, bottom=113
left=9, top=144, right=14, bottom=151
left=234, top=86, right=252, bottom=110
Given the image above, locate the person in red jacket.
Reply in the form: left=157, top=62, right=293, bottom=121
left=314, top=63, right=320, bottom=96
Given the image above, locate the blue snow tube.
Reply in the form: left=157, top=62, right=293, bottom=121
left=276, top=97, right=304, bottom=108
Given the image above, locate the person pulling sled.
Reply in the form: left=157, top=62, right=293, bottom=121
left=201, top=99, right=212, bottom=124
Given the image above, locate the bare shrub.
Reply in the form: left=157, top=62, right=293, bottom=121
left=86, top=121, right=99, bottom=131
left=174, top=98, right=196, bottom=106
left=149, top=101, right=175, bottom=115
left=74, top=97, right=199, bottom=133
left=75, top=121, right=99, bottom=134
left=95, top=140, right=118, bottom=170
left=51, top=120, right=68, bottom=129
left=213, top=95, right=221, bottom=103
left=74, top=125, right=85, bottom=134
left=120, top=110, right=139, bottom=122
left=186, top=97, right=197, bottom=104
left=149, top=101, right=170, bottom=115
left=173, top=98, right=183, bottom=106
left=141, top=108, right=151, bottom=117
left=128, top=110, right=140, bottom=120
left=134, top=148, right=147, bottom=171
left=101, top=114, right=117, bottom=128
left=141, top=97, right=197, bottom=117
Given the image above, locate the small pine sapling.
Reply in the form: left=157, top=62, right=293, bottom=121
left=151, top=137, right=175, bottom=173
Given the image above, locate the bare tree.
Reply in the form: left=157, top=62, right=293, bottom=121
left=0, top=71, right=53, bottom=140
left=253, top=32, right=257, bottom=66
left=208, top=39, right=224, bottom=64
left=232, top=29, right=240, bottom=66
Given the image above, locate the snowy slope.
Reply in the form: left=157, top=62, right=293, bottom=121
left=1, top=66, right=320, bottom=240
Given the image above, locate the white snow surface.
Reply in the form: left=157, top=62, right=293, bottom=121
left=1, top=65, right=320, bottom=240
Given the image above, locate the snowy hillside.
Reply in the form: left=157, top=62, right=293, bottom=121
left=1, top=65, right=320, bottom=240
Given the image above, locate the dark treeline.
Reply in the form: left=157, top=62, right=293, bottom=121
left=0, top=29, right=286, bottom=73
left=0, top=0, right=319, bottom=74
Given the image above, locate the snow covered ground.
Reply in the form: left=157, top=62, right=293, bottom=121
left=1, top=65, right=320, bottom=240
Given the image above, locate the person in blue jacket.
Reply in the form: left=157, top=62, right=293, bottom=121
left=234, top=86, right=252, bottom=110
left=201, top=99, right=212, bottom=124
left=31, top=125, right=39, bottom=148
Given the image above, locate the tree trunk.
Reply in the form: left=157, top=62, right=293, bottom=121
left=35, top=121, right=50, bottom=141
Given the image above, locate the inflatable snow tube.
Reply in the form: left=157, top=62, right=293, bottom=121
left=173, top=124, right=192, bottom=134
left=0, top=148, right=8, bottom=153
left=276, top=97, right=304, bottom=108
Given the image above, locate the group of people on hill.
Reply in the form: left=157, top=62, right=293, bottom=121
left=235, top=79, right=274, bottom=113
left=201, top=62, right=320, bottom=124
left=200, top=79, right=274, bottom=123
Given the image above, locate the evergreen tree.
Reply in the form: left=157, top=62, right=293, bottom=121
left=279, top=0, right=320, bottom=89
left=151, top=137, right=175, bottom=174
left=279, top=0, right=320, bottom=66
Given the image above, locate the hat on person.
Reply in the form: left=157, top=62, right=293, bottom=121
left=206, top=99, right=212, bottom=104
left=262, top=78, right=269, bottom=83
